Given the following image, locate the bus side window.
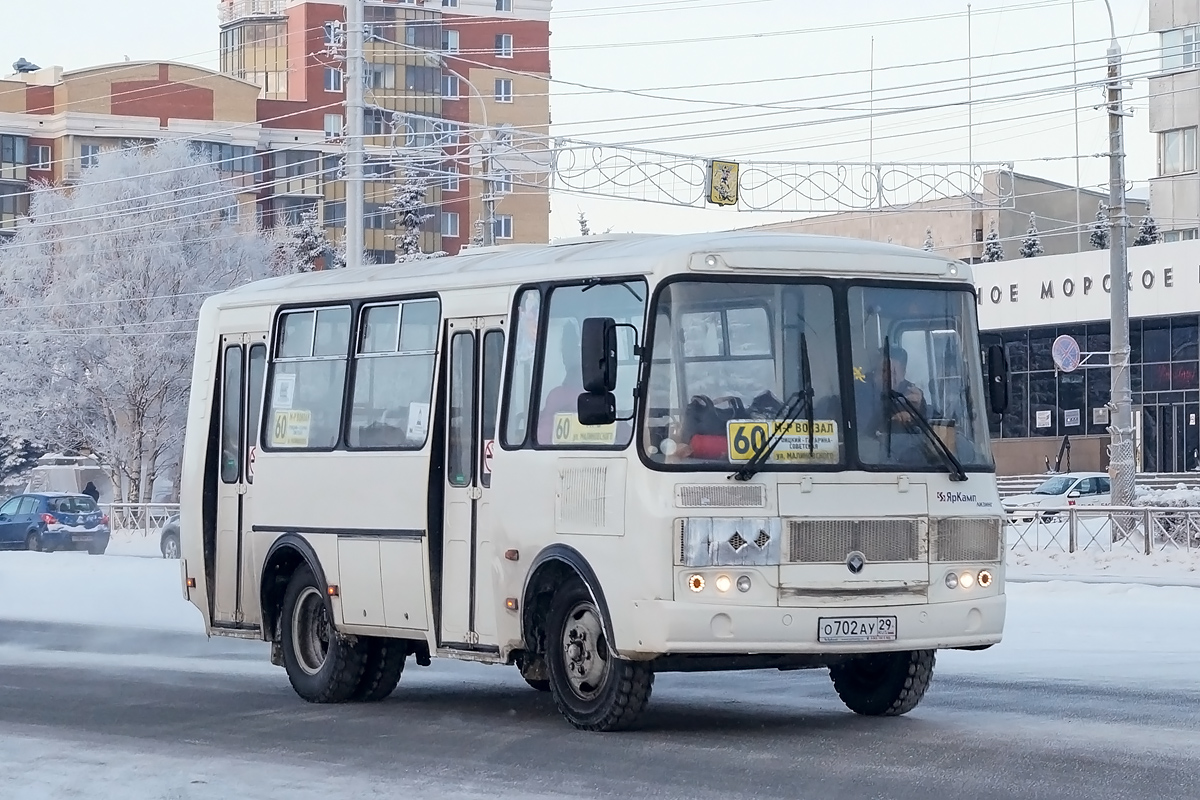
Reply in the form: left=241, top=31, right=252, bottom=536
left=503, top=288, right=540, bottom=447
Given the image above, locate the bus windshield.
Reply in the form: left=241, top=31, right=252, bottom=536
left=641, top=279, right=993, bottom=473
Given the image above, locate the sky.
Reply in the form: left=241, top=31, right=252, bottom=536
left=3, top=0, right=1157, bottom=242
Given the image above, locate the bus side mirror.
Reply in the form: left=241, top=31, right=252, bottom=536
left=986, top=344, right=1008, bottom=415
left=578, top=391, right=616, bottom=426
left=581, top=317, right=618, bottom=393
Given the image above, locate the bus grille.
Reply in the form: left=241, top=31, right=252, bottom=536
left=786, top=519, right=921, bottom=563
left=675, top=484, right=767, bottom=508
left=931, top=518, right=1002, bottom=562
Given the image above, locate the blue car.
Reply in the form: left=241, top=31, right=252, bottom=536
left=0, top=492, right=110, bottom=554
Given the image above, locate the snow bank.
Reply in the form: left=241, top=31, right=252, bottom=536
left=1007, top=547, right=1200, bottom=585
left=1134, top=482, right=1200, bottom=507
left=0, top=552, right=203, bottom=633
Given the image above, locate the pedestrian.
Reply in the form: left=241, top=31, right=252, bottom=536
left=82, top=481, right=100, bottom=502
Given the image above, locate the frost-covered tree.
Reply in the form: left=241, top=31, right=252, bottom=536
left=386, top=167, right=447, bottom=262
left=1020, top=211, right=1044, bottom=258
left=981, top=221, right=1005, bottom=262
left=1134, top=207, right=1161, bottom=246
left=0, top=140, right=275, bottom=502
left=0, top=435, right=43, bottom=481
left=578, top=210, right=591, bottom=237
left=922, top=227, right=934, bottom=251
left=274, top=206, right=343, bottom=272
left=1090, top=201, right=1110, bottom=250
left=469, top=218, right=485, bottom=248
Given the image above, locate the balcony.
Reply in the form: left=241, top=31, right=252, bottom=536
left=219, top=0, right=288, bottom=24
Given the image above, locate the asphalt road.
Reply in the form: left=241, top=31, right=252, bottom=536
left=1, top=620, right=1197, bottom=800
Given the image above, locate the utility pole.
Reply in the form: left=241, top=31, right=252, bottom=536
left=1103, top=0, right=1135, bottom=507
left=482, top=136, right=496, bottom=247
left=344, top=0, right=365, bottom=268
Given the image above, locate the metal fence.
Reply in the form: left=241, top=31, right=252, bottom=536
left=102, top=503, right=178, bottom=537
left=997, top=473, right=1200, bottom=497
left=1006, top=506, right=1200, bottom=554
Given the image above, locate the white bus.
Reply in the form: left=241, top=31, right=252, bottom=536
left=180, top=232, right=1010, bottom=731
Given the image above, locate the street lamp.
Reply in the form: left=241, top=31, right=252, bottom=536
left=1100, top=0, right=1135, bottom=507
left=424, top=52, right=496, bottom=248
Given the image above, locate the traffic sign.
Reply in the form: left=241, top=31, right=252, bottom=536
left=1052, top=334, right=1081, bottom=372
left=483, top=439, right=494, bottom=475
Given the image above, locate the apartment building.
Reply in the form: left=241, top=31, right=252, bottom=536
left=1150, top=0, right=1200, bottom=241
left=0, top=0, right=552, bottom=258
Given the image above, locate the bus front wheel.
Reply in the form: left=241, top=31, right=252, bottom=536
left=545, top=578, right=653, bottom=731
left=280, top=565, right=367, bottom=703
left=829, top=649, right=935, bottom=716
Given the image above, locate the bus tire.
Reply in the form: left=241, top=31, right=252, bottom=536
left=829, top=649, right=935, bottom=717
left=545, top=578, right=653, bottom=731
left=280, top=565, right=366, bottom=703
left=351, top=637, right=406, bottom=702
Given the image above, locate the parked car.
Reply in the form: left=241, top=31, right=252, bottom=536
left=160, top=514, right=180, bottom=559
left=1002, top=472, right=1112, bottom=521
left=0, top=492, right=110, bottom=554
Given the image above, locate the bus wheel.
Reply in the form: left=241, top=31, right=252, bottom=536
left=351, top=637, right=406, bottom=702
left=281, top=565, right=366, bottom=703
left=829, top=649, right=935, bottom=716
left=545, top=578, right=653, bottom=731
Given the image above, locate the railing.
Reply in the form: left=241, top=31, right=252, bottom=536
left=102, top=503, right=178, bottom=537
left=218, top=0, right=288, bottom=23
left=1006, top=506, right=1200, bottom=554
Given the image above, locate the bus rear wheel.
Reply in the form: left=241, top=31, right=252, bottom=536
left=829, top=649, right=935, bottom=716
left=545, top=578, right=653, bottom=731
left=280, top=565, right=366, bottom=703
left=351, top=637, right=407, bottom=702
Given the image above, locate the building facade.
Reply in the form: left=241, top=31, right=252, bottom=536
left=1150, top=0, right=1200, bottom=243
left=744, top=171, right=1148, bottom=262
left=974, top=237, right=1200, bottom=475
left=0, top=0, right=551, bottom=259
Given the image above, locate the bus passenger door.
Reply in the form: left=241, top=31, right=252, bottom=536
left=213, top=332, right=267, bottom=626
left=441, top=316, right=506, bottom=647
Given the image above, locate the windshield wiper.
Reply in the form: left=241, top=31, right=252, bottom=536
left=732, top=333, right=814, bottom=482
left=887, top=389, right=968, bottom=482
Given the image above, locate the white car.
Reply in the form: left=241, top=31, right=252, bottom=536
left=1002, top=472, right=1112, bottom=520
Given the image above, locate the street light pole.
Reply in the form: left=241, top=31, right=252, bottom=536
left=427, top=54, right=494, bottom=248
left=344, top=0, right=365, bottom=268
left=1102, top=0, right=1135, bottom=506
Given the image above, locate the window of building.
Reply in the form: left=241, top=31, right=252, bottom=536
left=324, top=113, right=344, bottom=140
left=405, top=21, right=439, bottom=50
left=494, top=214, right=514, bottom=239
left=1159, top=127, right=1197, bottom=176
left=1163, top=229, right=1199, bottom=242
left=363, top=160, right=393, bottom=179
left=79, top=144, right=101, bottom=169
left=324, top=67, right=343, bottom=92
left=30, top=145, right=51, bottom=171
left=406, top=65, right=440, bottom=94
left=496, top=0, right=512, bottom=11
left=347, top=299, right=440, bottom=449
left=365, top=109, right=390, bottom=136
left=274, top=150, right=321, bottom=179
left=443, top=0, right=459, bottom=6
left=193, top=142, right=258, bottom=175
left=274, top=197, right=317, bottom=227
left=323, top=21, right=342, bottom=45
left=368, top=250, right=397, bottom=265
left=324, top=200, right=345, bottom=227
left=442, top=212, right=460, bottom=238
left=496, top=33, right=514, bottom=58
left=1162, top=26, right=1200, bottom=72
left=265, top=307, right=352, bottom=451
left=443, top=166, right=460, bottom=191
left=495, top=78, right=513, bottom=103
left=494, top=171, right=513, bottom=194
left=365, top=202, right=391, bottom=230
left=442, top=29, right=459, bottom=52
left=437, top=121, right=463, bottom=145
left=368, top=62, right=397, bottom=90
left=442, top=74, right=461, bottom=99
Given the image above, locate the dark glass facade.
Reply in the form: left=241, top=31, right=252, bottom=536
left=982, top=314, right=1200, bottom=472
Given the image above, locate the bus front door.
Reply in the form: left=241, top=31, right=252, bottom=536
left=213, top=333, right=268, bottom=626
left=441, top=316, right=506, bottom=647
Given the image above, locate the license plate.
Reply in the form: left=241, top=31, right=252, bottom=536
left=818, top=616, right=897, bottom=643
left=72, top=535, right=91, bottom=542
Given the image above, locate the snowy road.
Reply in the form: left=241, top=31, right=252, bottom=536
left=2, top=613, right=1199, bottom=800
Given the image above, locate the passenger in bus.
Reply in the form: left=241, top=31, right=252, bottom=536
left=538, top=324, right=584, bottom=443
left=858, top=345, right=928, bottom=434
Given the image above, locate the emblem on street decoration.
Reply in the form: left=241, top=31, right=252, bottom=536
left=707, top=159, right=739, bottom=206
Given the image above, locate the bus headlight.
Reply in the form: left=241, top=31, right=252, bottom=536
left=945, top=572, right=959, bottom=589
left=978, top=569, right=993, bottom=588
left=736, top=575, right=752, bottom=593
left=715, top=575, right=732, bottom=593
left=688, top=574, right=705, bottom=592
left=959, top=571, right=975, bottom=589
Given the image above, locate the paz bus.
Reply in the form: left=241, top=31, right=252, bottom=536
left=179, top=232, right=1010, bottom=731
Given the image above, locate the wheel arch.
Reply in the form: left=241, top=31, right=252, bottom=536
left=260, top=534, right=332, bottom=643
left=521, top=544, right=620, bottom=658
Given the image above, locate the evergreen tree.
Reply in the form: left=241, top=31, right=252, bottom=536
left=1090, top=200, right=1110, bottom=250
left=280, top=207, right=342, bottom=272
left=385, top=167, right=447, bottom=262
left=981, top=221, right=1005, bottom=262
left=1134, top=206, right=1161, bottom=246
left=0, top=436, right=43, bottom=481
left=469, top=218, right=485, bottom=248
left=923, top=227, right=934, bottom=251
left=1020, top=211, right=1044, bottom=258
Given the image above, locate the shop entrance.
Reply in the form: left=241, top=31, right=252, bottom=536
left=1140, top=403, right=1199, bottom=473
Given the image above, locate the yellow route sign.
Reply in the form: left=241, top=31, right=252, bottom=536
left=726, top=419, right=838, bottom=463
left=552, top=413, right=616, bottom=446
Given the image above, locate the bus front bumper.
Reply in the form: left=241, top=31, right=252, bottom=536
left=621, top=594, right=1005, bottom=657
